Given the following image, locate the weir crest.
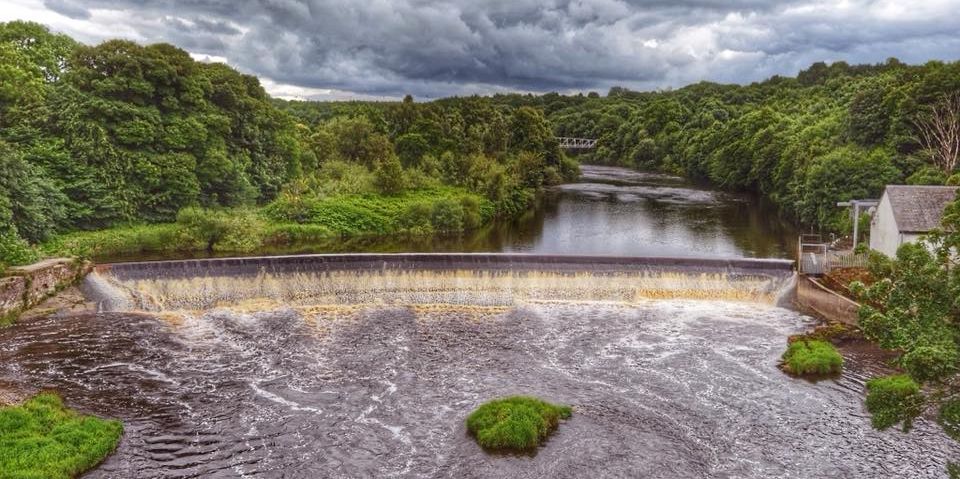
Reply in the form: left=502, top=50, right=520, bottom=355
left=84, top=253, right=797, bottom=312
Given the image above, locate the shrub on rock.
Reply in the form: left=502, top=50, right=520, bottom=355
left=466, top=396, right=572, bottom=451
left=782, top=339, right=843, bottom=376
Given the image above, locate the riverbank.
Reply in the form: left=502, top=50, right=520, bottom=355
left=35, top=187, right=494, bottom=262
left=0, top=258, right=91, bottom=326
left=0, top=393, right=123, bottom=478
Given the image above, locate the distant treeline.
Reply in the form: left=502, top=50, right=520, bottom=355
left=488, top=59, right=960, bottom=230
left=0, top=21, right=574, bottom=266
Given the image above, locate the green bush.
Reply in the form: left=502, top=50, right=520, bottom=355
left=905, top=165, right=947, bottom=185
left=900, top=344, right=959, bottom=383
left=0, top=228, right=38, bottom=268
left=214, top=211, right=265, bottom=252
left=397, top=201, right=434, bottom=235
left=173, top=207, right=265, bottom=252
left=40, top=224, right=177, bottom=259
left=939, top=399, right=960, bottom=441
left=0, top=393, right=123, bottom=479
left=265, top=187, right=493, bottom=237
left=262, top=223, right=334, bottom=245
left=430, top=198, right=464, bottom=232
left=466, top=396, right=572, bottom=451
left=781, top=340, right=843, bottom=375
left=865, top=375, right=923, bottom=431
left=373, top=155, right=405, bottom=194
left=460, top=196, right=482, bottom=230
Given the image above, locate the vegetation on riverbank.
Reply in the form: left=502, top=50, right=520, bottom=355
left=0, top=21, right=574, bottom=270
left=0, top=393, right=122, bottom=478
left=864, top=375, right=923, bottom=431
left=849, top=195, right=960, bottom=471
left=39, top=187, right=492, bottom=259
left=495, top=60, right=960, bottom=232
left=466, top=396, right=572, bottom=451
left=781, top=339, right=843, bottom=376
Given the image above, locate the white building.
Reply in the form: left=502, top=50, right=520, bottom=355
left=869, top=185, right=959, bottom=257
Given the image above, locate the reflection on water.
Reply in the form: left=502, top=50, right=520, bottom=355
left=95, top=165, right=797, bottom=262
left=512, top=166, right=795, bottom=258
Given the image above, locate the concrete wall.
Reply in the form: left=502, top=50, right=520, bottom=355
left=795, top=275, right=861, bottom=325
left=0, top=258, right=90, bottom=324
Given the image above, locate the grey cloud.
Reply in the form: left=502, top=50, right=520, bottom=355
left=22, top=0, right=960, bottom=98
left=43, top=0, right=91, bottom=19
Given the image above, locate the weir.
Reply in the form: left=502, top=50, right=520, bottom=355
left=85, top=253, right=796, bottom=312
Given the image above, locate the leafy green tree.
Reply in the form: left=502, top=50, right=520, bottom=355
left=373, top=154, right=405, bottom=194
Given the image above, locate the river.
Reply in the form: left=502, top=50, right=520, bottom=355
left=95, top=165, right=797, bottom=262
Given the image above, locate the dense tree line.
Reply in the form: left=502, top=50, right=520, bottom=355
left=0, top=22, right=572, bottom=267
left=492, top=59, right=960, bottom=231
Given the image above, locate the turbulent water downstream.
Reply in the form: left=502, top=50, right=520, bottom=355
left=1, top=299, right=956, bottom=478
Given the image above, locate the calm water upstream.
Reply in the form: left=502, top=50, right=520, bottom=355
left=95, top=165, right=797, bottom=262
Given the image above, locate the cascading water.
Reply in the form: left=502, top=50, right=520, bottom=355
left=85, top=253, right=798, bottom=312
left=1, top=254, right=957, bottom=478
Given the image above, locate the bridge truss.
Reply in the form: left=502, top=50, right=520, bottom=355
left=556, top=137, right=598, bottom=149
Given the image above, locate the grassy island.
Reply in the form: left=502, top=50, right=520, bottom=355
left=466, top=396, right=572, bottom=451
left=0, top=393, right=123, bottom=479
left=781, top=339, right=843, bottom=376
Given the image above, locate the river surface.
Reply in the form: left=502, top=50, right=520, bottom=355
left=0, top=301, right=955, bottom=478
left=97, top=165, right=797, bottom=262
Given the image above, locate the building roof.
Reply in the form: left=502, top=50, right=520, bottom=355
left=885, top=185, right=959, bottom=233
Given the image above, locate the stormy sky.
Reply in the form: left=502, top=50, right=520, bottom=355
left=4, top=0, right=960, bottom=100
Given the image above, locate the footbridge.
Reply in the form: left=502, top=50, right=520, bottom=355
left=556, top=137, right=598, bottom=149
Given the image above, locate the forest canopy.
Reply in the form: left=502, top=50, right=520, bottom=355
left=494, top=59, right=960, bottom=230
left=0, top=22, right=574, bottom=267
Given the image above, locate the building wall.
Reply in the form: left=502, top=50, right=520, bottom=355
left=870, top=194, right=903, bottom=257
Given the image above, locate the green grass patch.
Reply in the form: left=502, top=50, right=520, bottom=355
left=0, top=393, right=123, bottom=479
left=39, top=188, right=496, bottom=261
left=266, top=187, right=495, bottom=236
left=865, top=374, right=923, bottom=431
left=41, top=223, right=178, bottom=259
left=466, top=396, right=572, bottom=451
left=781, top=339, right=843, bottom=376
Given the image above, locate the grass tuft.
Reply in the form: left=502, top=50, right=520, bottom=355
left=466, top=396, right=572, bottom=451
left=0, top=393, right=123, bottom=479
left=781, top=339, right=843, bottom=376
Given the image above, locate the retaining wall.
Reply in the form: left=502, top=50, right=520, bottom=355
left=0, top=258, right=90, bottom=324
left=795, top=275, right=861, bottom=325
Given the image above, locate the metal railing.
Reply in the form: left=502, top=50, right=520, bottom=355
left=797, top=234, right=869, bottom=274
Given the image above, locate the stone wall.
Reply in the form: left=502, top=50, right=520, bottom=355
left=795, top=275, right=861, bottom=325
left=0, top=258, right=91, bottom=324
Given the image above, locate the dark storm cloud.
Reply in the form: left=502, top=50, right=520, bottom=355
left=42, top=0, right=90, bottom=20
left=17, top=0, right=960, bottom=98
